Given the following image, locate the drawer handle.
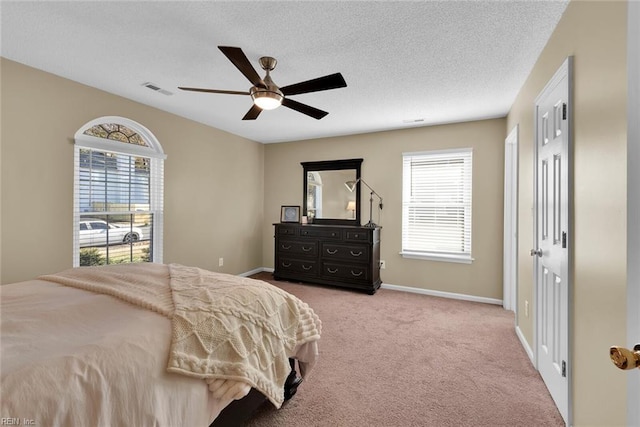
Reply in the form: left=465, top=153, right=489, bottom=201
left=302, top=246, right=313, bottom=252
left=326, top=249, right=338, bottom=255
left=327, top=268, right=338, bottom=274
left=331, top=232, right=337, bottom=236
left=281, top=244, right=291, bottom=250
left=302, top=265, right=313, bottom=270
left=282, top=262, right=292, bottom=268
left=350, top=250, right=363, bottom=257
left=354, top=234, right=359, bottom=238
left=351, top=270, right=363, bottom=277
left=301, top=231, right=308, bottom=235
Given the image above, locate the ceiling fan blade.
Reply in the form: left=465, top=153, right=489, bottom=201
left=280, top=73, right=347, bottom=96
left=218, top=46, right=266, bottom=88
left=242, top=104, right=263, bottom=120
left=282, top=98, right=328, bottom=120
left=178, top=87, right=250, bottom=95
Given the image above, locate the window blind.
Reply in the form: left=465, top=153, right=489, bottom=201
left=75, top=148, right=157, bottom=266
left=78, top=149, right=151, bottom=213
left=402, top=148, right=473, bottom=262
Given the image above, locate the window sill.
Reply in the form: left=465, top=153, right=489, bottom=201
left=399, top=251, right=474, bottom=264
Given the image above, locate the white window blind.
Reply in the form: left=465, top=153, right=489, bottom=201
left=401, top=148, right=473, bottom=263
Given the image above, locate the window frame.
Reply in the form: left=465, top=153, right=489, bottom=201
left=400, top=147, right=474, bottom=264
left=73, top=116, right=165, bottom=267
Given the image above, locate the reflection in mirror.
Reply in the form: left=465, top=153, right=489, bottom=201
left=302, top=158, right=363, bottom=226
left=307, top=170, right=357, bottom=220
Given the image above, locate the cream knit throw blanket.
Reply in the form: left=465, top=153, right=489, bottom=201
left=40, top=263, right=322, bottom=407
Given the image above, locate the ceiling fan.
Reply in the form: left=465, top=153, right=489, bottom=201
left=179, top=46, right=347, bottom=120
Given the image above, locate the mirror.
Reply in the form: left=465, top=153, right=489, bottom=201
left=302, top=158, right=363, bottom=226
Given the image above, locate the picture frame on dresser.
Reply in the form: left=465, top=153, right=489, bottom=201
left=281, top=205, right=301, bottom=223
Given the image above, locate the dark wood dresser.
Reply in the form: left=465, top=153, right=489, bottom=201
left=273, top=223, right=381, bottom=294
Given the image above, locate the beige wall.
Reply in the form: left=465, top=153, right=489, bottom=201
left=0, top=58, right=265, bottom=284
left=263, top=118, right=506, bottom=299
left=507, top=1, right=628, bottom=425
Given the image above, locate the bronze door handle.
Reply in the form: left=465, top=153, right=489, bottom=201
left=609, top=344, right=640, bottom=370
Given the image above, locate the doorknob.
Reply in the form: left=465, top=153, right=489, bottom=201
left=609, top=344, right=640, bottom=370
left=530, top=248, right=543, bottom=257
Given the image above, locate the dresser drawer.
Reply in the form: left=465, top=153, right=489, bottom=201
left=321, top=261, right=370, bottom=282
left=277, top=226, right=298, bottom=236
left=321, top=243, right=369, bottom=262
left=277, top=257, right=318, bottom=276
left=344, top=230, right=370, bottom=241
left=277, top=240, right=318, bottom=257
left=299, top=227, right=341, bottom=239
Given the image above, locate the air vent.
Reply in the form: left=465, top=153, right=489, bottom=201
left=141, top=82, right=173, bottom=96
left=402, top=118, right=425, bottom=124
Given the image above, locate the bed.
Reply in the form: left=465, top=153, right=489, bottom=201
left=0, top=263, right=321, bottom=426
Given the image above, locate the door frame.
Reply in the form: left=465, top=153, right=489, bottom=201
left=533, top=56, right=573, bottom=426
left=628, top=1, right=639, bottom=424
left=503, top=125, right=519, bottom=312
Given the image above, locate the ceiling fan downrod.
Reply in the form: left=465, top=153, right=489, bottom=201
left=251, top=57, right=283, bottom=110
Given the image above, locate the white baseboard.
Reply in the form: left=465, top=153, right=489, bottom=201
left=515, top=325, right=535, bottom=364
left=239, top=266, right=273, bottom=277
left=239, top=267, right=271, bottom=277
left=240, top=271, right=502, bottom=307
left=381, top=282, right=503, bottom=305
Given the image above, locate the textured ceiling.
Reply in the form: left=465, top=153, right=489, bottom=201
left=1, top=1, right=569, bottom=144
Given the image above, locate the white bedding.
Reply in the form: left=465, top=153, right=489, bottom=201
left=0, top=265, right=320, bottom=427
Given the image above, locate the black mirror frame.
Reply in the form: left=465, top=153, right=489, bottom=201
left=301, top=158, right=363, bottom=226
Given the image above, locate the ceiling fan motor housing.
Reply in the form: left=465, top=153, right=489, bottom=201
left=250, top=73, right=283, bottom=110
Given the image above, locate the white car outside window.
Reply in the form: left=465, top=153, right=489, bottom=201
left=79, top=219, right=143, bottom=247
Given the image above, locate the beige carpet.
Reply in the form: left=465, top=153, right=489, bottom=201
left=245, top=273, right=564, bottom=427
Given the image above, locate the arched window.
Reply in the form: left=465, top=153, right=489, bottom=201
left=306, top=171, right=323, bottom=220
left=73, top=117, right=165, bottom=267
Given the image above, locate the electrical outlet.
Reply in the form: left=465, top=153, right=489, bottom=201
left=525, top=300, right=529, bottom=317
left=218, top=257, right=224, bottom=267
left=379, top=260, right=386, bottom=269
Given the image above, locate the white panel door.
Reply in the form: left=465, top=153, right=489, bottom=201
left=534, top=58, right=572, bottom=424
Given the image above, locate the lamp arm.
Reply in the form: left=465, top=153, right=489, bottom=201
left=357, top=178, right=383, bottom=209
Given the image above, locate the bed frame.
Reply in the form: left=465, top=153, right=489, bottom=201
left=210, top=358, right=303, bottom=426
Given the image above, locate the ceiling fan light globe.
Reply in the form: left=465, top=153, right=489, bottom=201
left=254, top=95, right=281, bottom=110
left=251, top=88, right=283, bottom=110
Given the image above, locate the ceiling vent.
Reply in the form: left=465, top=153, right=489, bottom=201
left=141, top=82, right=173, bottom=96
